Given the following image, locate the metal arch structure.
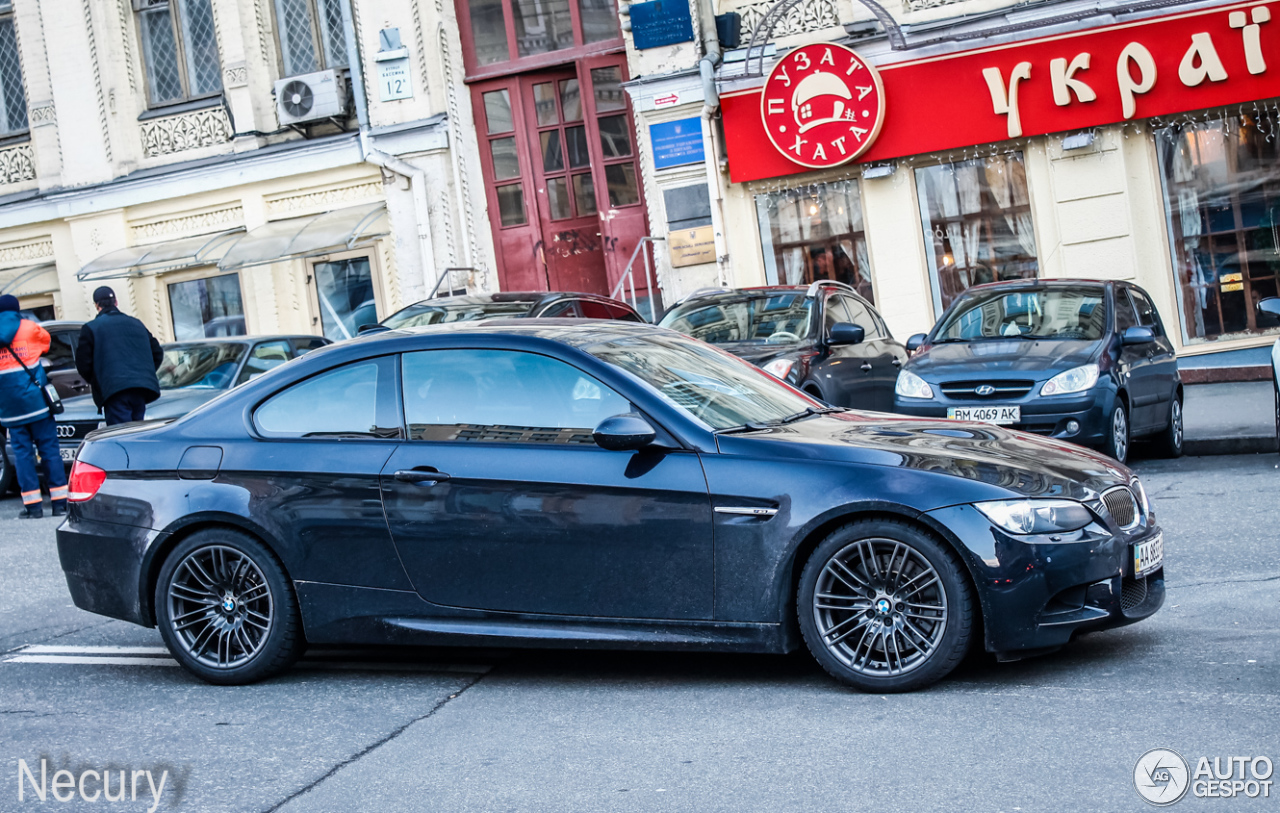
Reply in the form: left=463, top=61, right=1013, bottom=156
left=744, top=0, right=907, bottom=78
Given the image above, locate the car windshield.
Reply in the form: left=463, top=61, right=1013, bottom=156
left=934, top=287, right=1107, bottom=342
left=157, top=343, right=248, bottom=390
left=659, top=293, right=814, bottom=344
left=382, top=301, right=534, bottom=329
left=581, top=331, right=821, bottom=430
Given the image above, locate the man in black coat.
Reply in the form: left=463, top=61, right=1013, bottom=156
left=76, top=286, right=164, bottom=425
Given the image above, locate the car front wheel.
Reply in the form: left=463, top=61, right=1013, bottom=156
left=155, top=528, right=304, bottom=685
left=1104, top=402, right=1130, bottom=464
left=797, top=519, right=974, bottom=692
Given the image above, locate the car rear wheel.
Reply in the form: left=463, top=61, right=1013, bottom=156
left=797, top=519, right=974, bottom=692
left=155, top=528, right=304, bottom=685
left=1153, top=394, right=1183, bottom=458
left=1104, top=402, right=1130, bottom=464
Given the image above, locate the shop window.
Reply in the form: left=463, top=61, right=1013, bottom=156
left=915, top=153, right=1038, bottom=313
left=0, top=0, right=28, bottom=137
left=273, top=0, right=347, bottom=77
left=313, top=256, right=377, bottom=340
left=754, top=181, right=875, bottom=303
left=138, top=0, right=223, bottom=107
left=168, top=273, right=246, bottom=340
left=1157, top=114, right=1280, bottom=341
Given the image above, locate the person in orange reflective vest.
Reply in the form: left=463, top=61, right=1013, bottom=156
left=0, top=295, right=69, bottom=518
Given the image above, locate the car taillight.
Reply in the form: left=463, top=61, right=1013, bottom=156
left=67, top=460, right=108, bottom=502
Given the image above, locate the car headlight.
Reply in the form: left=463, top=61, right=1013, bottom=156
left=974, top=499, right=1094, bottom=535
left=1039, top=364, right=1099, bottom=396
left=895, top=370, right=934, bottom=399
left=762, top=358, right=795, bottom=380
left=1131, top=477, right=1150, bottom=516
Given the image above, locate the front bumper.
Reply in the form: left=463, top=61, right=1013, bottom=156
left=895, top=386, right=1116, bottom=445
left=926, top=503, right=1164, bottom=656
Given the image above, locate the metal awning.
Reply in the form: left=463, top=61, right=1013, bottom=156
left=217, top=202, right=388, bottom=271
left=0, top=262, right=59, bottom=297
left=78, top=230, right=245, bottom=281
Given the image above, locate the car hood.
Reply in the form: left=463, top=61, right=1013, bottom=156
left=907, top=339, right=1099, bottom=380
left=58, top=388, right=222, bottom=423
left=714, top=340, right=805, bottom=366
left=716, top=412, right=1131, bottom=503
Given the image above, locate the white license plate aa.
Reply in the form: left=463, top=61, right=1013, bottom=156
left=1134, top=533, right=1163, bottom=578
left=947, top=405, right=1020, bottom=424
left=59, top=447, right=76, bottom=462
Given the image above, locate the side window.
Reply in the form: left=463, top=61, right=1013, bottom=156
left=578, top=300, right=611, bottom=319
left=605, top=303, right=643, bottom=322
left=401, top=349, right=631, bottom=444
left=238, top=341, right=293, bottom=385
left=539, top=300, right=579, bottom=318
left=292, top=337, right=328, bottom=356
left=255, top=357, right=401, bottom=438
left=1114, top=289, right=1138, bottom=332
left=823, top=294, right=851, bottom=332
left=1128, top=288, right=1160, bottom=332
left=45, top=331, right=76, bottom=372
left=839, top=295, right=884, bottom=340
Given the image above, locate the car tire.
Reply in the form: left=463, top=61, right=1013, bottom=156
left=155, top=528, right=304, bottom=685
left=797, top=518, right=975, bottom=693
left=1103, top=401, right=1130, bottom=464
left=1152, top=393, right=1184, bottom=459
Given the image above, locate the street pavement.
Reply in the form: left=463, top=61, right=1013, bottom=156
left=0, top=453, right=1276, bottom=812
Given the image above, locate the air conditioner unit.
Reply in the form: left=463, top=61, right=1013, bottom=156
left=274, top=70, right=348, bottom=126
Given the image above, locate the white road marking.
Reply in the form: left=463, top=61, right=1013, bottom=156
left=3, top=645, right=493, bottom=674
left=17, top=645, right=170, bottom=655
left=7, top=655, right=179, bottom=667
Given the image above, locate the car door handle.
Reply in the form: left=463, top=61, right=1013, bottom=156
left=393, top=469, right=451, bottom=484
left=860, top=362, right=873, bottom=372
left=891, top=358, right=902, bottom=367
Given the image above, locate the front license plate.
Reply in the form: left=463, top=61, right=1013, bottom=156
left=59, top=447, right=76, bottom=462
left=947, top=405, right=1021, bottom=424
left=1133, top=533, right=1163, bottom=578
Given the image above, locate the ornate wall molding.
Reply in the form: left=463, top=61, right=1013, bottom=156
left=902, top=0, right=964, bottom=10
left=0, top=238, right=54, bottom=267
left=264, top=181, right=383, bottom=217
left=223, top=64, right=249, bottom=88
left=130, top=205, right=244, bottom=241
left=0, top=144, right=37, bottom=186
left=140, top=107, right=234, bottom=158
left=739, top=0, right=839, bottom=41
left=28, top=103, right=55, bottom=126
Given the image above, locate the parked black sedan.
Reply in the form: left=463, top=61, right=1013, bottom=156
left=57, top=321, right=1163, bottom=692
left=659, top=281, right=909, bottom=411
left=894, top=280, right=1182, bottom=463
left=379, top=291, right=644, bottom=330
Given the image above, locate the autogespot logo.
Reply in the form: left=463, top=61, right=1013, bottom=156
left=1135, top=748, right=1190, bottom=806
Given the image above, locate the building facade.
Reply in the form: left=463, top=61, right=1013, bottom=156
left=625, top=0, right=1280, bottom=365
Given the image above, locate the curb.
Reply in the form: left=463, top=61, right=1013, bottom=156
left=1184, top=436, right=1279, bottom=456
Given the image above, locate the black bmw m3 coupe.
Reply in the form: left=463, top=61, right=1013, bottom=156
left=56, top=321, right=1164, bottom=691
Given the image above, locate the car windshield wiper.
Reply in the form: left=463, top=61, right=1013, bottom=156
left=713, top=421, right=779, bottom=435
left=778, top=406, right=843, bottom=424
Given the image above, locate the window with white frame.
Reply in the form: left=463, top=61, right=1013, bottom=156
left=273, top=0, right=348, bottom=77
left=0, top=0, right=28, bottom=136
left=136, top=0, right=223, bottom=107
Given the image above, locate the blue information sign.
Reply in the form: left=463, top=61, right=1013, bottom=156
left=650, top=118, right=705, bottom=169
left=629, top=0, right=694, bottom=50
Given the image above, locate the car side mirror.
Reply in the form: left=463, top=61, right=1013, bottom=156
left=828, top=322, right=865, bottom=346
left=593, top=413, right=657, bottom=452
left=357, top=324, right=390, bottom=335
left=906, top=333, right=927, bottom=353
left=1258, top=297, right=1280, bottom=317
left=1121, top=326, right=1156, bottom=346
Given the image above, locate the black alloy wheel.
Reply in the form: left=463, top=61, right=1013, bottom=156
left=1154, top=394, right=1184, bottom=458
left=155, top=528, right=304, bottom=685
left=1104, top=402, right=1130, bottom=464
left=797, top=519, right=974, bottom=692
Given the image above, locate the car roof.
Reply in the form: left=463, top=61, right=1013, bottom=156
left=38, top=320, right=86, bottom=330
left=161, top=335, right=323, bottom=348
left=961, top=278, right=1113, bottom=294
left=353, top=317, right=665, bottom=349
left=401, top=291, right=631, bottom=308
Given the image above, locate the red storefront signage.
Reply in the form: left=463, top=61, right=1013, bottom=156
left=723, top=0, right=1280, bottom=183
left=760, top=43, right=886, bottom=168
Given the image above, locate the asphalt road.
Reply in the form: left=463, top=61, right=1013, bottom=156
left=1, top=453, right=1277, bottom=812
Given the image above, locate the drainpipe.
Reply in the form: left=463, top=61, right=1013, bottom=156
left=696, top=0, right=729, bottom=285
left=340, top=0, right=438, bottom=294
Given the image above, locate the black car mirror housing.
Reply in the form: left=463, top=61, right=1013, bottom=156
left=906, top=333, right=927, bottom=353
left=593, top=413, right=657, bottom=452
left=828, top=322, right=865, bottom=346
left=1121, top=326, right=1156, bottom=346
left=1258, top=297, right=1280, bottom=317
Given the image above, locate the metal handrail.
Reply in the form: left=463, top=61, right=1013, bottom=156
left=610, top=237, right=666, bottom=322
left=428, top=267, right=478, bottom=299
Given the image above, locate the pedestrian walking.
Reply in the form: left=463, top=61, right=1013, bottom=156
left=75, top=286, right=163, bottom=426
left=0, top=295, right=69, bottom=518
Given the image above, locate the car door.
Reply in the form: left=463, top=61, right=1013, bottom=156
left=380, top=347, right=715, bottom=620
left=807, top=293, right=881, bottom=410
left=1114, top=288, right=1160, bottom=431
left=44, top=328, right=91, bottom=400
left=1128, top=286, right=1179, bottom=420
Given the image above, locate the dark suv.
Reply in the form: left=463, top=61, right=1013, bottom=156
left=658, top=282, right=909, bottom=411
